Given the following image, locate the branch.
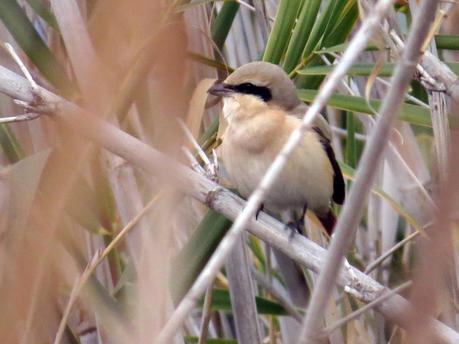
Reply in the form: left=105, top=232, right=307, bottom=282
left=0, top=66, right=458, bottom=343
left=225, top=235, right=262, bottom=343
left=162, top=0, right=413, bottom=340
left=384, top=6, right=459, bottom=104
left=298, top=0, right=441, bottom=342
left=198, top=282, right=214, bottom=344
left=322, top=281, right=413, bottom=336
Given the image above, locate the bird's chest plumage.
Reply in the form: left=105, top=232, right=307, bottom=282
left=220, top=108, right=334, bottom=214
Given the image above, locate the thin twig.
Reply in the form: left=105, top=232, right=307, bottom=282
left=298, top=1, right=439, bottom=342
left=178, top=118, right=217, bottom=180
left=0, top=65, right=458, bottom=343
left=53, top=195, right=159, bottom=344
left=198, top=282, right=215, bottom=344
left=323, top=281, right=413, bottom=335
left=0, top=113, right=41, bottom=123
left=331, top=126, right=367, bottom=141
left=4, top=42, right=38, bottom=90
left=158, top=0, right=404, bottom=340
left=324, top=52, right=430, bottom=108
left=235, top=0, right=256, bottom=12
left=182, top=146, right=207, bottom=175
left=54, top=253, right=101, bottom=344
left=365, top=230, right=421, bottom=274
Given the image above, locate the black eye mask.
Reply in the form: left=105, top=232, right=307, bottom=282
left=233, top=82, right=272, bottom=102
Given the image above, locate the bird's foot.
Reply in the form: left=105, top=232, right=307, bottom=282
left=285, top=219, right=304, bottom=240
left=301, top=202, right=308, bottom=220
left=255, top=203, right=264, bottom=220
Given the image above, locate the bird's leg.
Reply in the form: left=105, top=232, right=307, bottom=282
left=255, top=203, right=264, bottom=220
left=285, top=222, right=301, bottom=240
left=298, top=202, right=308, bottom=228
left=292, top=203, right=308, bottom=232
left=301, top=203, right=308, bottom=218
left=284, top=203, right=308, bottom=240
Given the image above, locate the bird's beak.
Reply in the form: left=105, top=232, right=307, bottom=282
left=207, top=81, right=234, bottom=97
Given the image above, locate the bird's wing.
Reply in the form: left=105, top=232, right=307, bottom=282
left=288, top=103, right=332, bottom=141
left=311, top=127, right=345, bottom=205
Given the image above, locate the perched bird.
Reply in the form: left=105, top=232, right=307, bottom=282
left=208, top=61, right=345, bottom=235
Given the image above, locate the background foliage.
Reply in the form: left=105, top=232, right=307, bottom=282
left=0, top=0, right=458, bottom=343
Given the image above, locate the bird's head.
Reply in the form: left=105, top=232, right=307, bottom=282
left=207, top=62, right=301, bottom=112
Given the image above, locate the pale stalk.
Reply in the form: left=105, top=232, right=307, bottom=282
left=298, top=0, right=439, bottom=342
left=158, top=0, right=401, bottom=341
left=0, top=66, right=458, bottom=343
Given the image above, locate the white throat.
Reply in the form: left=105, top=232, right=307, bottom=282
left=222, top=97, right=240, bottom=123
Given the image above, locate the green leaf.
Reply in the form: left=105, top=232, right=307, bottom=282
left=26, top=0, right=59, bottom=31
left=316, top=35, right=459, bottom=54
left=184, top=337, right=237, bottom=344
left=211, top=2, right=240, bottom=50
left=282, top=0, right=321, bottom=73
left=187, top=52, right=234, bottom=73
left=297, top=89, right=432, bottom=127
left=0, top=124, right=25, bottom=163
left=322, top=0, right=358, bottom=47
left=263, top=0, right=302, bottom=64
left=248, top=235, right=265, bottom=268
left=0, top=0, right=73, bottom=94
left=203, top=289, right=288, bottom=316
left=298, top=62, right=459, bottom=76
left=435, top=35, right=459, bottom=50
left=300, top=0, right=341, bottom=60
left=171, top=210, right=232, bottom=303
left=295, top=0, right=358, bottom=87
left=315, top=42, right=380, bottom=54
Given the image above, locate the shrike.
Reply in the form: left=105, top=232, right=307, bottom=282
left=208, top=61, right=345, bottom=235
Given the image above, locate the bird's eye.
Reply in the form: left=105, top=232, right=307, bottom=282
left=239, top=82, right=255, bottom=88
left=234, top=82, right=272, bottom=102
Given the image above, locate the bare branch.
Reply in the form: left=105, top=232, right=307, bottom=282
left=323, top=281, right=412, bottom=336
left=0, top=65, right=457, bottom=343
left=226, top=235, right=262, bottom=343
left=365, top=230, right=421, bottom=274
left=4, top=42, right=38, bottom=90
left=161, top=0, right=408, bottom=340
left=198, top=282, right=214, bottom=344
left=0, top=113, right=41, bottom=123
left=298, top=1, right=440, bottom=342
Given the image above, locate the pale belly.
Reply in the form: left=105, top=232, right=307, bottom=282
left=221, top=138, right=333, bottom=215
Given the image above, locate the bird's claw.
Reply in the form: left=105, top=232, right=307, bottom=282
left=285, top=220, right=303, bottom=241
left=255, top=203, right=264, bottom=220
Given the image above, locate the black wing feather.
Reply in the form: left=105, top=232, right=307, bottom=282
left=312, top=127, right=345, bottom=205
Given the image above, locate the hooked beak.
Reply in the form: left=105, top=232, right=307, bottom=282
left=207, top=81, right=234, bottom=97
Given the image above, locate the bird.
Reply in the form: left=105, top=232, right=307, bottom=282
left=207, top=61, right=345, bottom=235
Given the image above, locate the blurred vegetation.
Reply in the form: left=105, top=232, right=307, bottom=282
left=0, top=0, right=457, bottom=343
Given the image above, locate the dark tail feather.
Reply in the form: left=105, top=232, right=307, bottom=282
left=318, top=210, right=336, bottom=236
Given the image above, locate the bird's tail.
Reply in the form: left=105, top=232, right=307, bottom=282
left=318, top=209, right=336, bottom=236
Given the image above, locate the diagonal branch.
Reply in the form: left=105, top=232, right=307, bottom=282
left=159, top=0, right=406, bottom=341
left=298, top=0, right=440, bottom=342
left=0, top=64, right=458, bottom=343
